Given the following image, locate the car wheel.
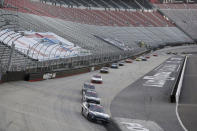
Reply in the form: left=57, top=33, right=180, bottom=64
left=87, top=114, right=92, bottom=121
left=102, top=121, right=109, bottom=125
left=81, top=108, right=83, bottom=115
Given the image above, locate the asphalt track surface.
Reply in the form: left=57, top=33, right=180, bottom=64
left=0, top=54, right=169, bottom=131
left=178, top=55, right=197, bottom=131
left=0, top=45, right=196, bottom=131
left=110, top=56, right=185, bottom=131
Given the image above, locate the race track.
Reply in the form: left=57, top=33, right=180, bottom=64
left=109, top=46, right=197, bottom=131
left=0, top=53, right=169, bottom=131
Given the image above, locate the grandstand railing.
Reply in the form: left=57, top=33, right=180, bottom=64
left=0, top=45, right=147, bottom=73
left=0, top=23, right=148, bottom=75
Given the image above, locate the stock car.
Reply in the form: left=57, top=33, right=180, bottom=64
left=100, top=67, right=109, bottom=73
left=141, top=57, right=147, bottom=61
left=81, top=102, right=110, bottom=124
left=153, top=54, right=158, bottom=56
left=91, top=75, right=103, bottom=83
left=82, top=82, right=95, bottom=94
left=82, top=90, right=101, bottom=104
left=125, top=58, right=132, bottom=63
left=145, top=56, right=150, bottom=59
left=111, top=63, right=118, bottom=68
left=135, top=58, right=141, bottom=61
left=172, top=52, right=178, bottom=55
left=166, top=51, right=172, bottom=54
left=119, top=61, right=124, bottom=66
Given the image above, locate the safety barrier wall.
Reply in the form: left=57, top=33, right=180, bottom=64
left=27, top=62, right=117, bottom=82
left=26, top=50, right=148, bottom=82
left=175, top=56, right=187, bottom=103
left=0, top=48, right=149, bottom=83
left=170, top=56, right=186, bottom=103
left=0, top=71, right=25, bottom=82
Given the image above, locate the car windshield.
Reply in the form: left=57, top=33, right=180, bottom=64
left=89, top=105, right=105, bottom=113
left=84, top=84, right=95, bottom=89
left=102, top=67, right=108, bottom=70
left=93, top=75, right=101, bottom=78
left=86, top=91, right=98, bottom=97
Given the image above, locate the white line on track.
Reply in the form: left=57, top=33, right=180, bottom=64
left=175, top=56, right=188, bottom=131
left=176, top=104, right=188, bottom=131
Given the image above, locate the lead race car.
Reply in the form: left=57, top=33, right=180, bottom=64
left=81, top=102, right=110, bottom=124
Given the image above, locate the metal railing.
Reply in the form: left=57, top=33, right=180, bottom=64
left=0, top=42, right=147, bottom=73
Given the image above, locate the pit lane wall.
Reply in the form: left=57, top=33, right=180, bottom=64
left=175, top=56, right=187, bottom=103
left=170, top=56, right=186, bottom=103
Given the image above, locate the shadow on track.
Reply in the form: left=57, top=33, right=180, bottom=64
left=104, top=119, right=122, bottom=131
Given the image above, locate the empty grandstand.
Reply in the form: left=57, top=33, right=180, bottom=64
left=0, top=0, right=196, bottom=81
left=152, top=3, right=197, bottom=41
left=39, top=0, right=152, bottom=9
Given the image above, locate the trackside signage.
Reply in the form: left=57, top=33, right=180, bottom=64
left=143, top=56, right=184, bottom=88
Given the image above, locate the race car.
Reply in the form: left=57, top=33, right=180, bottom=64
left=125, top=58, right=132, bottom=63
left=172, top=52, right=178, bottom=55
left=153, top=54, right=158, bottom=56
left=166, top=52, right=172, bottom=54
left=141, top=57, right=147, bottom=61
left=82, top=82, right=95, bottom=94
left=135, top=58, right=142, bottom=61
left=91, top=75, right=102, bottom=84
left=111, top=63, right=118, bottom=69
left=119, top=61, right=124, bottom=66
left=100, top=67, right=109, bottom=73
left=145, top=56, right=150, bottom=59
left=81, top=102, right=110, bottom=124
left=82, top=90, right=101, bottom=104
